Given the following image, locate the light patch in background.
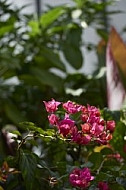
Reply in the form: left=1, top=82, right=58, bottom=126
left=71, top=9, right=82, bottom=19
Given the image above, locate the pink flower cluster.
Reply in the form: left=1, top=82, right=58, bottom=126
left=69, top=167, right=94, bottom=188
left=43, top=99, right=115, bottom=145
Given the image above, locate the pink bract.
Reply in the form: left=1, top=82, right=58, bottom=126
left=63, top=101, right=82, bottom=114
left=43, top=99, right=61, bottom=113
left=106, top=120, right=116, bottom=133
left=58, top=114, right=75, bottom=137
left=72, top=132, right=91, bottom=145
left=48, top=114, right=59, bottom=126
left=69, top=167, right=94, bottom=189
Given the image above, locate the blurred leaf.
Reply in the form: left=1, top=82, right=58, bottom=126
left=29, top=21, right=40, bottom=36
left=4, top=102, right=27, bottom=125
left=0, top=25, right=14, bottom=36
left=40, top=6, right=66, bottom=28
left=110, top=121, right=126, bottom=157
left=95, top=171, right=112, bottom=182
left=30, top=67, right=64, bottom=93
left=116, top=177, right=126, bottom=188
left=19, top=122, right=55, bottom=138
left=100, top=147, right=114, bottom=155
left=62, top=25, right=83, bottom=69
left=10, top=130, right=21, bottom=136
left=88, top=152, right=103, bottom=170
left=19, top=150, right=38, bottom=190
left=39, top=47, right=66, bottom=72
left=63, top=45, right=83, bottom=69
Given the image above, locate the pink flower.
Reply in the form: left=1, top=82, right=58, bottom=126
left=43, top=99, right=61, bottom=113
left=72, top=131, right=91, bottom=145
left=81, top=113, right=89, bottom=122
left=98, top=182, right=110, bottom=190
left=97, top=131, right=112, bottom=145
left=81, top=123, right=91, bottom=133
left=63, top=101, right=82, bottom=114
left=58, top=114, right=75, bottom=137
left=90, top=123, right=104, bottom=136
left=69, top=167, right=94, bottom=188
left=87, top=104, right=100, bottom=117
left=106, top=120, right=115, bottom=133
left=48, top=114, right=59, bottom=126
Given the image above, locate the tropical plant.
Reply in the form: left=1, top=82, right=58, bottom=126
left=0, top=0, right=126, bottom=189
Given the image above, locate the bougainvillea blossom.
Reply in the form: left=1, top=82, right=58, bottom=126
left=44, top=99, right=116, bottom=145
left=58, top=114, right=75, bottom=137
left=106, top=120, right=116, bottom=133
left=48, top=114, right=59, bottom=126
left=43, top=99, right=61, bottom=113
left=63, top=100, right=82, bottom=114
left=69, top=167, right=94, bottom=188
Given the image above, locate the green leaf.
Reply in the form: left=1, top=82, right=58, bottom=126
left=19, top=122, right=55, bottom=138
left=110, top=121, right=126, bottom=157
left=0, top=25, right=14, bottom=36
left=19, top=150, right=38, bottom=190
left=30, top=67, right=64, bottom=93
left=95, top=172, right=112, bottom=182
left=29, top=20, right=40, bottom=36
left=19, top=122, right=44, bottom=133
left=62, top=25, right=83, bottom=69
left=63, top=45, right=83, bottom=69
left=116, top=177, right=126, bottom=188
left=46, top=25, right=68, bottom=36
left=10, top=130, right=22, bottom=136
left=40, top=6, right=66, bottom=28
left=38, top=47, right=66, bottom=72
left=88, top=152, right=103, bottom=170
left=4, top=103, right=27, bottom=125
left=100, top=147, right=114, bottom=155
left=28, top=21, right=40, bottom=36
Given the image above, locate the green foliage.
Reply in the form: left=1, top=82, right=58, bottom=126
left=0, top=0, right=126, bottom=189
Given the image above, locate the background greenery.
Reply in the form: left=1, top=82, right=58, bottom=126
left=0, top=0, right=126, bottom=189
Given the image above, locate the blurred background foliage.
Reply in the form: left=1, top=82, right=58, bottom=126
left=0, top=0, right=119, bottom=127
left=0, top=0, right=126, bottom=189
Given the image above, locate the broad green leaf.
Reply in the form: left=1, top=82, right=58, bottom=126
left=39, top=47, right=66, bottom=72
left=29, top=21, right=40, bottom=36
left=30, top=67, right=64, bottom=93
left=19, top=150, right=38, bottom=190
left=110, top=121, right=126, bottom=158
left=40, top=6, right=66, bottom=28
left=46, top=25, right=68, bottom=36
left=88, top=152, right=103, bottom=170
left=100, top=147, right=114, bottom=155
left=18, top=74, right=42, bottom=86
left=62, top=25, right=83, bottom=69
left=4, top=103, right=27, bottom=125
left=63, top=44, right=83, bottom=69
left=65, top=25, right=82, bottom=47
